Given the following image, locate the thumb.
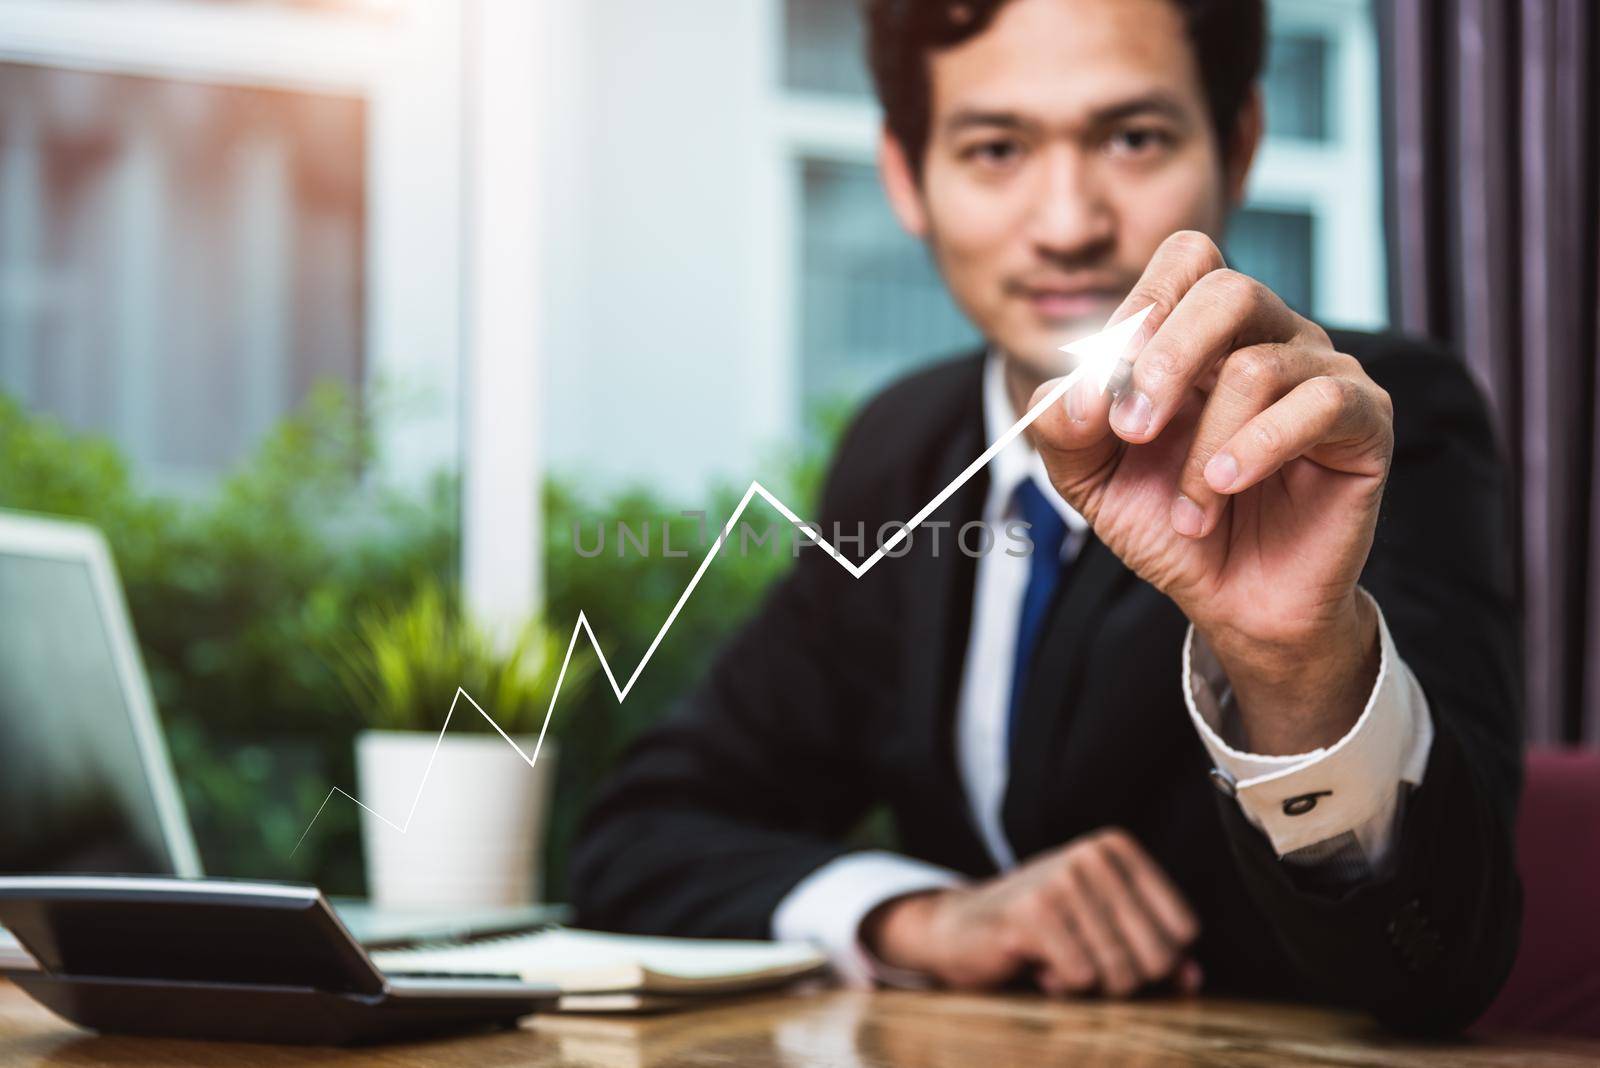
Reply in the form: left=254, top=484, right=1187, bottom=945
left=1025, top=367, right=1122, bottom=522
left=1024, top=303, right=1156, bottom=520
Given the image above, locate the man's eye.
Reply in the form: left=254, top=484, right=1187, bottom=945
left=1106, top=126, right=1173, bottom=158
left=962, top=139, right=1025, bottom=167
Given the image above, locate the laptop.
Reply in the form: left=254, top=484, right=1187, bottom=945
left=0, top=509, right=553, bottom=944
left=0, top=510, right=825, bottom=1041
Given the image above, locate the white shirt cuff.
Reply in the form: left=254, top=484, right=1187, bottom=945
left=1181, top=587, right=1433, bottom=862
left=770, top=851, right=965, bottom=986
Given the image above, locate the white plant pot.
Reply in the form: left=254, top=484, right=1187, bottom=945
left=356, top=729, right=556, bottom=909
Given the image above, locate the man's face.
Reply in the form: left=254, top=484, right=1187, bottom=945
left=883, top=0, right=1252, bottom=378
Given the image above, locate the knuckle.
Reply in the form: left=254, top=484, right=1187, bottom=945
left=1140, top=343, right=1185, bottom=383
left=1051, top=860, right=1080, bottom=896
left=1309, top=374, right=1348, bottom=410
left=1371, top=383, right=1395, bottom=421
left=1019, top=892, right=1054, bottom=926
left=999, top=927, right=1031, bottom=958
left=1061, top=850, right=1091, bottom=882
left=1299, top=319, right=1334, bottom=349
left=1249, top=417, right=1283, bottom=455
left=1330, top=350, right=1364, bottom=378
left=1078, top=849, right=1116, bottom=883
left=1165, top=229, right=1223, bottom=267
left=1223, top=347, right=1279, bottom=393
left=1205, top=267, right=1262, bottom=310
left=1131, top=280, right=1182, bottom=318
left=1066, top=828, right=1100, bottom=853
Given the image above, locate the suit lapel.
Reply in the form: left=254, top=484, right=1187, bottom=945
left=896, top=371, right=994, bottom=875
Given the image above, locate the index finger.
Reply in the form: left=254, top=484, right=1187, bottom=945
left=1070, top=229, right=1226, bottom=412
left=1109, top=230, right=1227, bottom=349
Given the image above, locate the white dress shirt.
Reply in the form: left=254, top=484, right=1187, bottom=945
left=772, top=353, right=1434, bottom=984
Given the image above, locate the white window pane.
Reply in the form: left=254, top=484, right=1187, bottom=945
left=1263, top=30, right=1331, bottom=142
left=0, top=62, right=364, bottom=490
left=783, top=0, right=871, bottom=98
left=798, top=158, right=979, bottom=411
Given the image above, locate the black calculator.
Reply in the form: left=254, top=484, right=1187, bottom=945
left=0, top=875, right=557, bottom=1045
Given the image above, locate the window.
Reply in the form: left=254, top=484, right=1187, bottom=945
left=0, top=0, right=466, bottom=496
left=1262, top=31, right=1329, bottom=142
left=778, top=0, right=1388, bottom=416
left=0, top=0, right=539, bottom=636
left=0, top=63, right=365, bottom=490
left=782, top=0, right=871, bottom=98
left=797, top=159, right=978, bottom=408
left=1230, top=0, right=1386, bottom=328
left=1227, top=207, right=1316, bottom=316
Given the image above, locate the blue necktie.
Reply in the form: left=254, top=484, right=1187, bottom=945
left=1007, top=478, right=1070, bottom=753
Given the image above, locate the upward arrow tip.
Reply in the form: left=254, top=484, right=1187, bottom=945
left=1059, top=303, right=1157, bottom=394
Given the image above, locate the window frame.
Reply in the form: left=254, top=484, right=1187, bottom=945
left=1247, top=0, right=1387, bottom=329
left=0, top=0, right=544, bottom=631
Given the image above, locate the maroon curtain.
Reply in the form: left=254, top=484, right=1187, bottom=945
left=1381, top=0, right=1600, bottom=743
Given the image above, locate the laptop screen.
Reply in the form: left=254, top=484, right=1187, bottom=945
left=0, top=552, right=179, bottom=875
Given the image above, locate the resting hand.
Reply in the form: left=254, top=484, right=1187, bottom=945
left=862, top=828, right=1200, bottom=998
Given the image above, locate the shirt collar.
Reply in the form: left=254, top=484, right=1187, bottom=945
left=981, top=350, right=1088, bottom=535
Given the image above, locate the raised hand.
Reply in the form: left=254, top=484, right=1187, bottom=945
left=1029, top=230, right=1393, bottom=755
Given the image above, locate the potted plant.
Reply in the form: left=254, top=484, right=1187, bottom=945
left=330, top=580, right=593, bottom=909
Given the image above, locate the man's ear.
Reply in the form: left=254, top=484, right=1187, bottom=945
left=1224, top=86, right=1264, bottom=206
left=879, top=129, right=929, bottom=239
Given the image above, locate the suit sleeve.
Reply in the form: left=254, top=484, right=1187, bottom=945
left=1213, top=338, right=1524, bottom=1034
left=569, top=408, right=898, bottom=940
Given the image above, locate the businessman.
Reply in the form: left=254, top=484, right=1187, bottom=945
left=572, top=0, right=1521, bottom=1033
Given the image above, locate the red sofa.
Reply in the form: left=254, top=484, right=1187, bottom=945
left=1473, top=747, right=1600, bottom=1036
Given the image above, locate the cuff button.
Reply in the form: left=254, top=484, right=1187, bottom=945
left=1281, top=790, right=1333, bottom=816
left=1208, top=767, right=1238, bottom=798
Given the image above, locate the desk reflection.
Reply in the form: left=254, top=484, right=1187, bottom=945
left=6, top=981, right=1599, bottom=1067
left=537, top=988, right=1593, bottom=1068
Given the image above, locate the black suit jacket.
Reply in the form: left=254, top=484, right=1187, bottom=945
left=571, top=330, right=1523, bottom=1034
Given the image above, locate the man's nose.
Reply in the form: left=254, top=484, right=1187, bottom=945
left=1027, top=146, right=1115, bottom=261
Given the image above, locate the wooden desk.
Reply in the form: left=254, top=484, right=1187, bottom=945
left=3, top=979, right=1597, bottom=1067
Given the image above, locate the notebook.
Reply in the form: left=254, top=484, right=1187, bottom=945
left=370, top=927, right=826, bottom=1010
left=0, top=926, right=36, bottom=971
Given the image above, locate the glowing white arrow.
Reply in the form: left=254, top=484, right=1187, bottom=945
left=1061, top=302, right=1155, bottom=397
left=292, top=306, right=1157, bottom=857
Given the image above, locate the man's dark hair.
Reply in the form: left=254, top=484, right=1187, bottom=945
left=865, top=0, right=1266, bottom=177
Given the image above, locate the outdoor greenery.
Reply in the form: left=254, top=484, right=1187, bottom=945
left=330, top=577, right=594, bottom=736
left=0, top=387, right=835, bottom=898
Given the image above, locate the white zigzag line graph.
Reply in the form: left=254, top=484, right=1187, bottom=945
left=289, top=307, right=1153, bottom=857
